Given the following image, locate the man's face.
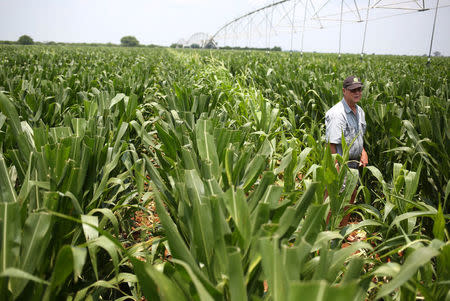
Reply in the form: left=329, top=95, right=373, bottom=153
left=343, top=87, right=362, bottom=105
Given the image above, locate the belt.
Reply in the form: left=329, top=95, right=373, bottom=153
left=347, top=161, right=360, bottom=169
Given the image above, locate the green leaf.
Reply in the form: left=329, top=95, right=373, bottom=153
left=247, top=171, right=276, bottom=212
left=89, top=147, right=122, bottom=207
left=333, top=168, right=358, bottom=223
left=445, top=179, right=450, bottom=205
left=327, top=242, right=372, bottom=282
left=88, top=208, right=119, bottom=237
left=125, top=94, right=138, bottom=121
left=0, top=267, right=49, bottom=285
left=210, top=197, right=229, bottom=275
left=81, top=215, right=99, bottom=241
left=134, top=158, right=145, bottom=195
left=342, top=219, right=384, bottom=237
left=131, top=258, right=186, bottom=301
left=283, top=148, right=298, bottom=191
left=70, top=247, right=87, bottom=281
left=372, top=262, right=401, bottom=277
left=0, top=93, right=32, bottom=163
left=185, top=169, right=205, bottom=204
left=0, top=202, right=21, bottom=272
left=61, top=191, right=83, bottom=215
left=311, top=231, right=343, bottom=252
left=10, top=212, right=52, bottom=298
left=279, top=182, right=318, bottom=239
left=341, top=258, right=364, bottom=285
left=144, top=154, right=174, bottom=206
left=436, top=243, right=450, bottom=291
left=7, top=149, right=27, bottom=183
left=196, top=119, right=220, bottom=180
left=259, top=236, right=288, bottom=301
left=377, top=246, right=440, bottom=298
left=288, top=280, right=358, bottom=301
left=223, top=188, right=251, bottom=246
left=404, top=164, right=421, bottom=202
left=81, top=215, right=99, bottom=280
left=241, top=154, right=266, bottom=192
left=390, top=211, right=436, bottom=230
left=113, top=122, right=128, bottom=152
left=71, top=118, right=87, bottom=137
left=366, top=166, right=389, bottom=200
left=153, top=186, right=198, bottom=269
left=227, top=247, right=247, bottom=301
left=155, top=122, right=178, bottom=161
left=298, top=204, right=327, bottom=244
left=185, top=170, right=214, bottom=266
left=172, top=259, right=217, bottom=301
left=281, top=239, right=312, bottom=281
left=433, top=203, right=445, bottom=241
left=250, top=202, right=270, bottom=236
left=0, top=153, right=18, bottom=203
left=274, top=149, right=293, bottom=175
left=88, top=236, right=120, bottom=278
left=109, top=93, right=125, bottom=109
left=260, top=185, right=283, bottom=209
left=273, top=207, right=296, bottom=238
left=43, top=246, right=87, bottom=301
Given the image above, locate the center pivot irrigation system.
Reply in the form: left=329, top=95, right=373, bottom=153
left=181, top=0, right=449, bottom=58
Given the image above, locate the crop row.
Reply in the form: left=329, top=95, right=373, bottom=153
left=0, top=45, right=448, bottom=300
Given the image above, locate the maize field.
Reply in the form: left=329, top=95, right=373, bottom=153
left=0, top=45, right=449, bottom=300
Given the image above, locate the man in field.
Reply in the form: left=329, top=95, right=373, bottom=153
left=325, top=75, right=368, bottom=226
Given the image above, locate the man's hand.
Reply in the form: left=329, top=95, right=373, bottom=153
left=360, top=148, right=368, bottom=167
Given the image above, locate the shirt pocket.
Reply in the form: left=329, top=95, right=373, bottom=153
left=344, top=123, right=351, bottom=136
left=344, top=123, right=356, bottom=144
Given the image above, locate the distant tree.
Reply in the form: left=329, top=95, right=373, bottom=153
left=190, top=43, right=200, bottom=49
left=433, top=51, right=441, bottom=57
left=120, top=36, right=139, bottom=47
left=272, top=46, right=282, bottom=51
left=18, top=35, right=34, bottom=45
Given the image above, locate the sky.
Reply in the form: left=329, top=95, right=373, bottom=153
left=0, top=0, right=449, bottom=56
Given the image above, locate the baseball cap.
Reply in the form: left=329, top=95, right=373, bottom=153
left=343, top=76, right=363, bottom=90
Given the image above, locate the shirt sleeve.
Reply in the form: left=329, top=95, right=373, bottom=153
left=325, top=111, right=345, bottom=144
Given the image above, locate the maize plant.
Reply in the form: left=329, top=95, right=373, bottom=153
left=0, top=45, right=448, bottom=300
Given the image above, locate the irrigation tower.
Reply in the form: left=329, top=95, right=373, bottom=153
left=203, top=0, right=449, bottom=58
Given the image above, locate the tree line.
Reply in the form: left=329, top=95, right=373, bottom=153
left=0, top=35, right=161, bottom=48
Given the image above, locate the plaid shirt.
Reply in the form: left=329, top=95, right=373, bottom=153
left=325, top=98, right=366, bottom=160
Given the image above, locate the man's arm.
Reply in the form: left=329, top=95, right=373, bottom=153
left=360, top=148, right=368, bottom=167
left=329, top=143, right=338, bottom=154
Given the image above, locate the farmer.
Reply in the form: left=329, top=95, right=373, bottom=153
left=325, top=75, right=368, bottom=226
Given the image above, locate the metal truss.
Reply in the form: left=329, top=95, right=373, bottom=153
left=206, top=0, right=449, bottom=57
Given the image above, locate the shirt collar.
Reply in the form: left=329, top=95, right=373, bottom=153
left=341, top=98, right=357, bottom=114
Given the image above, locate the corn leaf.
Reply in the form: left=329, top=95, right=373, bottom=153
left=377, top=246, right=440, bottom=298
